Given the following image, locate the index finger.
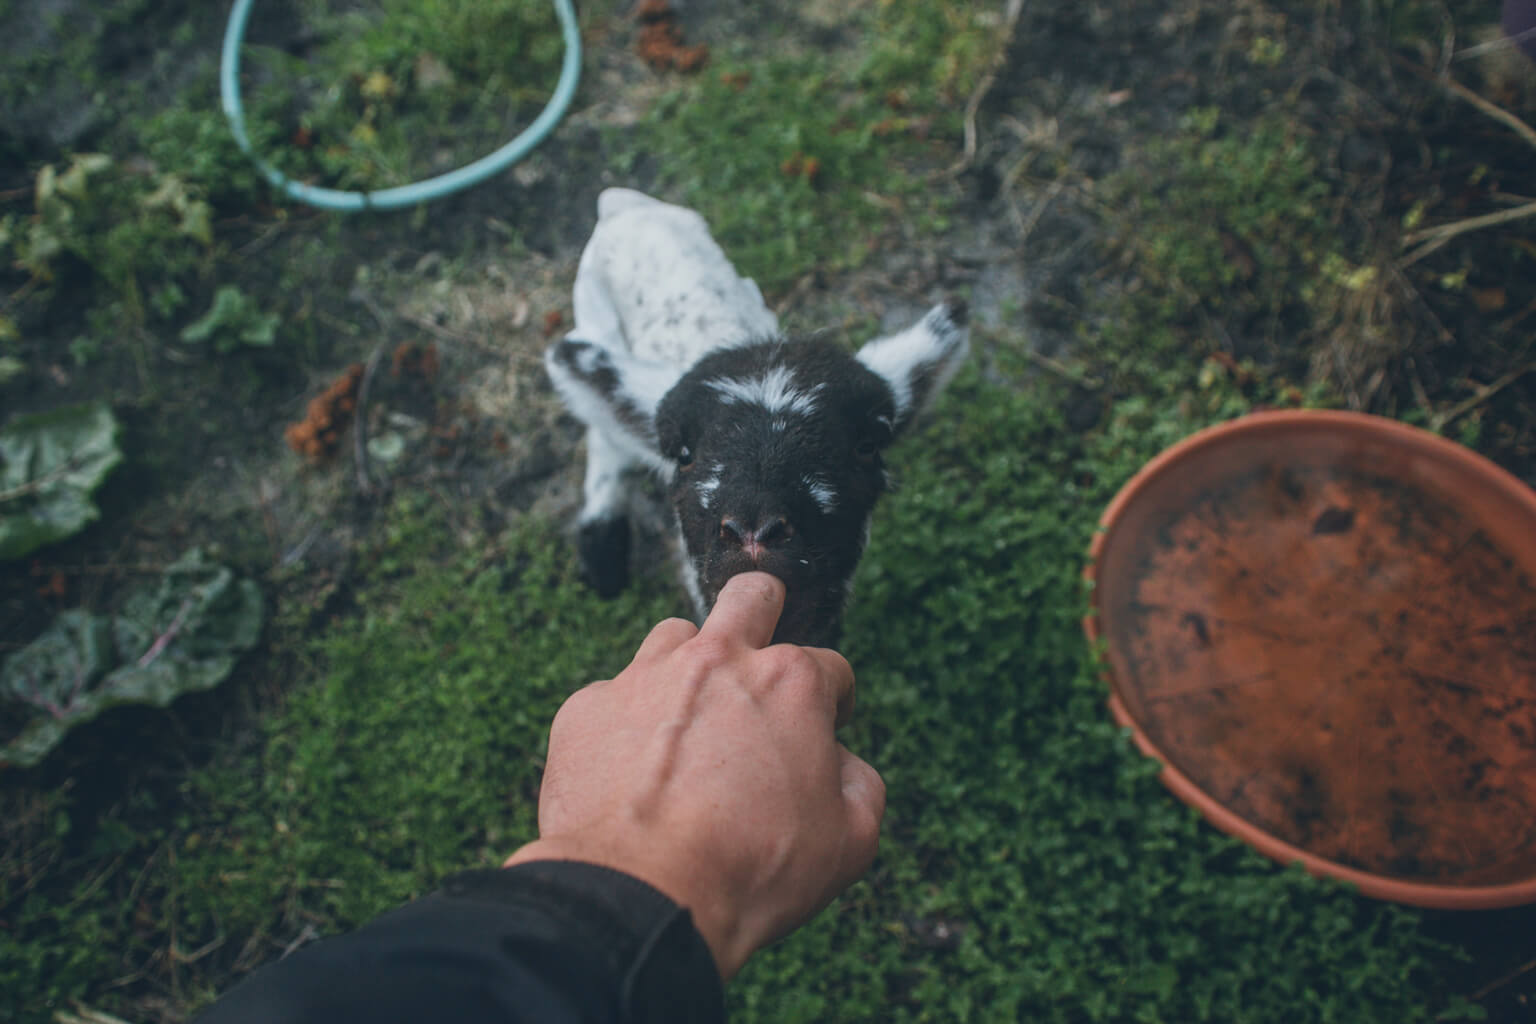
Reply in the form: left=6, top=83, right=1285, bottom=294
left=697, top=571, right=785, bottom=649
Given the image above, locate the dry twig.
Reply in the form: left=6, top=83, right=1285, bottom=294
left=54, top=1004, right=137, bottom=1024
left=1390, top=57, right=1536, bottom=261
left=1430, top=360, right=1536, bottom=432
left=1410, top=61, right=1536, bottom=149
left=938, top=0, right=1028, bottom=179
left=1468, top=954, right=1536, bottom=1002
left=353, top=341, right=388, bottom=497
left=1400, top=200, right=1536, bottom=266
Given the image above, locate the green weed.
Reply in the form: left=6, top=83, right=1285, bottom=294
left=241, top=0, right=566, bottom=192
left=1106, top=108, right=1333, bottom=332
left=0, top=101, right=274, bottom=375
left=727, top=367, right=1445, bottom=1023
left=0, top=497, right=673, bottom=1020
left=634, top=2, right=996, bottom=292
left=0, top=2, right=1511, bottom=1020
left=2, top=365, right=1461, bottom=1023
left=179, top=285, right=280, bottom=352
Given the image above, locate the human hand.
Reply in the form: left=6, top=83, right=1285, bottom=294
left=504, top=572, right=885, bottom=979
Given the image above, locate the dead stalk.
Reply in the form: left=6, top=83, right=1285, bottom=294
left=1430, top=361, right=1536, bottom=432
left=938, top=0, right=1028, bottom=180
left=1389, top=57, right=1536, bottom=262
left=354, top=340, right=388, bottom=497
left=1400, top=201, right=1536, bottom=266
left=1413, top=61, right=1536, bottom=150
left=1469, top=955, right=1536, bottom=1003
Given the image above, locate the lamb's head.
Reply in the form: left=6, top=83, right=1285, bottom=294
left=548, top=301, right=968, bottom=647
left=655, top=341, right=894, bottom=646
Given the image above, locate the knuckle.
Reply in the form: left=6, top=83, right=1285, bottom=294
left=685, top=631, right=737, bottom=670
left=759, top=645, right=827, bottom=701
left=551, top=680, right=601, bottom=730
left=547, top=692, right=583, bottom=738
left=760, top=642, right=813, bottom=677
left=649, top=616, right=699, bottom=647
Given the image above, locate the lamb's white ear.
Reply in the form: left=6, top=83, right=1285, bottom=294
left=545, top=337, right=682, bottom=472
left=855, top=301, right=969, bottom=432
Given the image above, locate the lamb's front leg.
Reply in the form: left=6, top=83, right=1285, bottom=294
left=576, top=425, right=636, bottom=597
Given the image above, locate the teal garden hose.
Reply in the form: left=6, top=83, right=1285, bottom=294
left=219, top=0, right=582, bottom=211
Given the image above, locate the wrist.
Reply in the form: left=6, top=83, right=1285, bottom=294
left=505, top=836, right=748, bottom=978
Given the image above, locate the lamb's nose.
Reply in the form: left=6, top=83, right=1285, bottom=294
left=720, top=516, right=793, bottom=561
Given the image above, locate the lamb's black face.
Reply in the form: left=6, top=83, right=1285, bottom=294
left=654, top=340, right=898, bottom=648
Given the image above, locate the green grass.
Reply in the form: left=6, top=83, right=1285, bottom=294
left=4, top=0, right=1524, bottom=1019
left=243, top=0, right=568, bottom=191
left=0, top=503, right=674, bottom=1017
left=730, top=368, right=1446, bottom=1023
left=630, top=2, right=996, bottom=292
left=0, top=366, right=1460, bottom=1023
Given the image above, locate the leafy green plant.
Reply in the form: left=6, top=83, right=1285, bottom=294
left=138, top=105, right=270, bottom=209
left=0, top=401, right=122, bottom=561
left=1110, top=108, right=1333, bottom=327
left=1, top=152, right=218, bottom=344
left=636, top=3, right=996, bottom=292
left=240, top=0, right=566, bottom=192
left=857, top=0, right=995, bottom=106
left=179, top=285, right=280, bottom=352
left=0, top=549, right=264, bottom=767
left=19, top=369, right=1470, bottom=1024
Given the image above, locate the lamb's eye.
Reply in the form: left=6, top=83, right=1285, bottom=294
left=676, top=445, right=695, bottom=469
left=854, top=438, right=879, bottom=462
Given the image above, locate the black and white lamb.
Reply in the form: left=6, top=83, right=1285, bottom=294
left=545, top=188, right=968, bottom=647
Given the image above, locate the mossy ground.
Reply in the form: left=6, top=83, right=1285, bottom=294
left=3, top=0, right=1534, bottom=1021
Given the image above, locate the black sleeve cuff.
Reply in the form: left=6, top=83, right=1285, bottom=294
left=194, top=860, right=725, bottom=1024
left=443, top=861, right=726, bottom=1024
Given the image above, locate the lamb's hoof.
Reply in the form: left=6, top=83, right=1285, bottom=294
left=578, top=517, right=631, bottom=598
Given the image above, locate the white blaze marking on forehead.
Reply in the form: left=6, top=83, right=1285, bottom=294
left=706, top=365, right=822, bottom=417
left=804, top=475, right=837, bottom=513
left=695, top=472, right=721, bottom=505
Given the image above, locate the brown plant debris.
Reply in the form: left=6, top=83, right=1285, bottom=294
left=284, top=363, right=365, bottom=461
left=635, top=0, right=709, bottom=74
left=780, top=151, right=822, bottom=186
left=390, top=341, right=439, bottom=381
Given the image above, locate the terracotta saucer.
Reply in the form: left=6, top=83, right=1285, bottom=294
left=1085, top=410, right=1536, bottom=909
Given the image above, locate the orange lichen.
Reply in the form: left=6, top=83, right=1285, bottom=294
left=30, top=562, right=68, bottom=601
left=780, top=151, right=822, bottom=186
left=390, top=340, right=439, bottom=381
left=284, top=363, right=364, bottom=461
left=635, top=0, right=709, bottom=73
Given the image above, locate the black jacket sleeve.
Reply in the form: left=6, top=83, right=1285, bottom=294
left=193, top=860, right=726, bottom=1024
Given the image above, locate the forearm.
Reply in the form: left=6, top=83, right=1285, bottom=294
left=193, top=861, right=725, bottom=1024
